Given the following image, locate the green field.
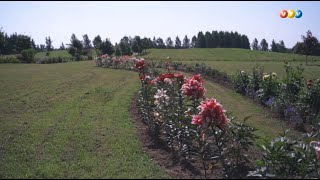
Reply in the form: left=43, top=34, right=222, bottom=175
left=0, top=62, right=168, bottom=178
left=140, top=48, right=320, bottom=79
left=0, top=61, right=299, bottom=178
left=141, top=48, right=320, bottom=62
left=35, top=50, right=73, bottom=59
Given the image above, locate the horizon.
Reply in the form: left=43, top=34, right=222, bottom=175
left=1, top=1, right=319, bottom=49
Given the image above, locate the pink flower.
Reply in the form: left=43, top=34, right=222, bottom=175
left=181, top=74, right=206, bottom=99
left=310, top=141, right=320, bottom=160
left=192, top=115, right=203, bottom=126
left=194, top=98, right=228, bottom=130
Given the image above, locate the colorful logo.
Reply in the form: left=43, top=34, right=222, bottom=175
left=280, top=10, right=302, bottom=18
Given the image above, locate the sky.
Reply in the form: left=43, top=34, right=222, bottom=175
left=0, top=1, right=319, bottom=49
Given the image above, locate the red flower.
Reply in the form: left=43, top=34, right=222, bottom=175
left=192, top=115, right=204, bottom=126
left=196, top=98, right=228, bottom=129
left=192, top=74, right=204, bottom=83
left=135, top=60, right=145, bottom=70
left=181, top=74, right=206, bottom=99
left=157, top=73, right=175, bottom=82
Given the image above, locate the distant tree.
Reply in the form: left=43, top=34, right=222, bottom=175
left=166, top=37, right=173, bottom=49
left=141, top=37, right=150, bottom=54
left=99, top=38, right=114, bottom=55
left=271, top=39, right=278, bottom=52
left=115, top=43, right=121, bottom=56
left=277, top=40, right=287, bottom=53
left=240, top=35, right=250, bottom=49
left=82, top=34, right=92, bottom=55
left=191, top=35, right=197, bottom=48
left=251, top=38, right=259, bottom=50
left=45, top=36, right=53, bottom=56
left=67, top=33, right=83, bottom=61
left=152, top=36, right=157, bottom=48
left=211, top=31, right=218, bottom=48
left=59, top=42, right=65, bottom=50
left=175, top=36, right=181, bottom=49
left=204, top=31, right=213, bottom=48
left=156, top=37, right=165, bottom=48
left=119, top=36, right=132, bottom=55
left=293, top=42, right=304, bottom=54
left=197, top=31, right=206, bottom=48
left=93, top=35, right=102, bottom=49
left=260, top=39, right=269, bottom=51
left=183, top=35, right=190, bottom=48
left=300, top=30, right=319, bottom=64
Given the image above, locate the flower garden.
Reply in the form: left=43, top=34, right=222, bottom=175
left=95, top=54, right=320, bottom=179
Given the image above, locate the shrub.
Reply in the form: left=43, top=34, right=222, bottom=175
left=20, top=48, right=37, bottom=63
left=232, top=71, right=249, bottom=95
left=0, top=55, right=20, bottom=63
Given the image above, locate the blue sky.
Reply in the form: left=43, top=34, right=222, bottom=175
left=0, top=1, right=319, bottom=49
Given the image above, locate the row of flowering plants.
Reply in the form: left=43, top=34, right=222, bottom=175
left=133, top=58, right=260, bottom=178
left=95, top=55, right=320, bottom=178
left=231, top=63, right=320, bottom=130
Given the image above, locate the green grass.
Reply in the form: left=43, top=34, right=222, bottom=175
left=141, top=48, right=320, bottom=62
left=0, top=61, right=169, bottom=178
left=35, top=50, right=72, bottom=59
left=0, top=61, right=300, bottom=178
left=140, top=48, right=320, bottom=79
left=181, top=60, right=320, bottom=79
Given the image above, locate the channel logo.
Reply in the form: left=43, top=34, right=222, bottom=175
left=280, top=10, right=302, bottom=18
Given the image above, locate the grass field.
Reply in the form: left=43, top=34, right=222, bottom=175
left=141, top=48, right=320, bottom=62
left=35, top=50, right=73, bottom=59
left=0, top=62, right=168, bottom=178
left=140, top=49, right=320, bottom=79
left=0, top=61, right=299, bottom=178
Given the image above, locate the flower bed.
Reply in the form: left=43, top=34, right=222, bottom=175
left=95, top=55, right=320, bottom=179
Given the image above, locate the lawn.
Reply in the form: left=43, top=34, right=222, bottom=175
left=140, top=48, right=320, bottom=79
left=0, top=61, right=300, bottom=178
left=0, top=61, right=169, bottom=178
left=141, top=48, right=320, bottom=62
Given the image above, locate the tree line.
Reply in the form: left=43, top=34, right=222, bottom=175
left=1, top=27, right=320, bottom=64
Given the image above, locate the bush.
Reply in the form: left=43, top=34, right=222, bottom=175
left=20, top=48, right=37, bottom=63
left=232, top=71, right=249, bottom=95
left=0, top=55, right=20, bottom=63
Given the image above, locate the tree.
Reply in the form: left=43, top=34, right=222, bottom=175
left=82, top=34, right=92, bottom=55
left=141, top=37, right=150, bottom=54
left=300, top=30, right=319, bottom=64
left=119, top=36, right=132, bottom=55
left=204, top=31, right=213, bottom=48
left=152, top=36, right=157, bottom=48
left=240, top=35, right=250, bottom=49
left=99, top=38, right=114, bottom=55
left=93, top=35, right=102, bottom=49
left=115, top=43, right=121, bottom=56
left=175, top=36, right=181, bottom=49
left=45, top=36, right=53, bottom=56
left=183, top=35, right=190, bottom=48
left=166, top=37, right=173, bottom=49
left=271, top=39, right=278, bottom=52
left=191, top=35, right=197, bottom=48
left=130, top=36, right=142, bottom=54
left=277, top=40, right=287, bottom=53
left=156, top=37, right=165, bottom=48
left=59, top=42, right=65, bottom=50
left=67, top=33, right=83, bottom=61
left=260, top=39, right=269, bottom=51
left=196, top=31, right=206, bottom=48
left=251, top=38, right=259, bottom=50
